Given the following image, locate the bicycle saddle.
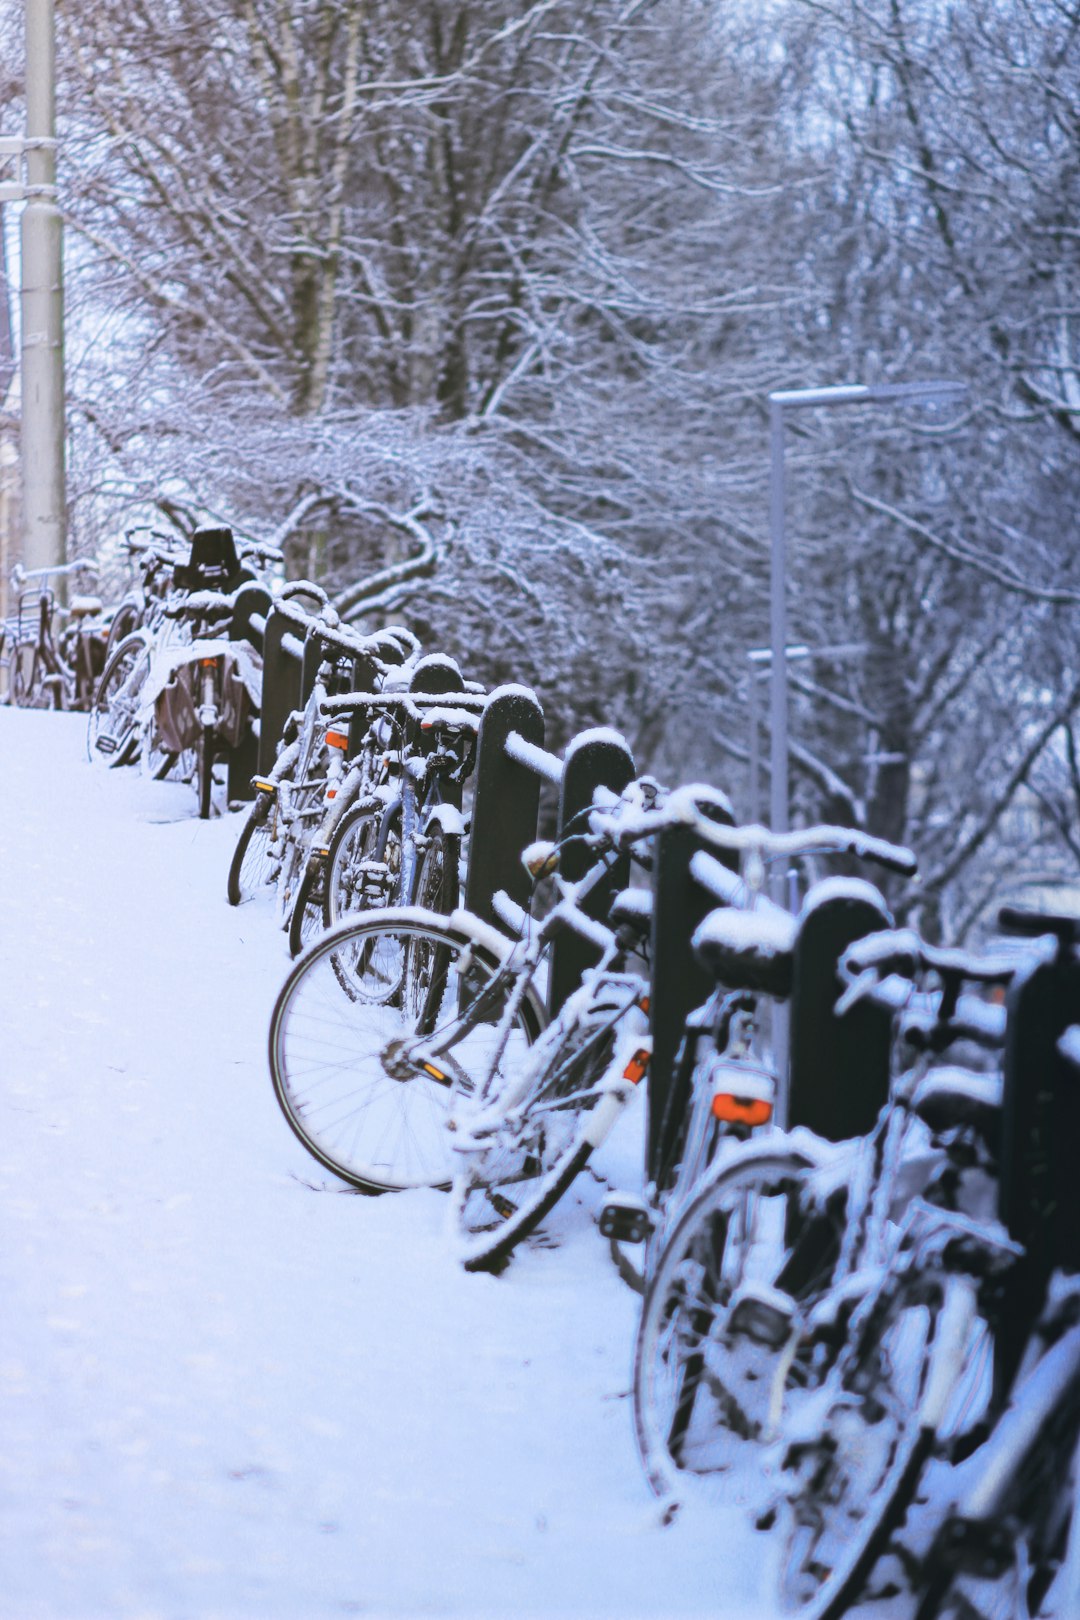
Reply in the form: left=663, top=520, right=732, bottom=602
left=692, top=904, right=797, bottom=999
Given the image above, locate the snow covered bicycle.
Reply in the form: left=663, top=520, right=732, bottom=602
left=633, top=914, right=1019, bottom=1556
left=906, top=917, right=1080, bottom=1620
left=767, top=913, right=1078, bottom=1618
left=264, top=775, right=663, bottom=1199
left=227, top=603, right=419, bottom=920
left=285, top=675, right=484, bottom=957
left=5, top=559, right=107, bottom=710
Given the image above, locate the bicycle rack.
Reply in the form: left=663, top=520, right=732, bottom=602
left=645, top=807, right=737, bottom=1187
left=256, top=600, right=413, bottom=781
left=463, top=685, right=635, bottom=1018
left=786, top=881, right=894, bottom=1142
left=226, top=582, right=273, bottom=803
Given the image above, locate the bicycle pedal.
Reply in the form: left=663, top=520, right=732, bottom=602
left=599, top=1194, right=653, bottom=1244
left=95, top=733, right=119, bottom=755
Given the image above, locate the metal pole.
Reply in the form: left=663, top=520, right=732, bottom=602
left=747, top=655, right=760, bottom=824
left=21, top=0, right=65, bottom=575
left=765, top=379, right=965, bottom=847
left=768, top=396, right=788, bottom=849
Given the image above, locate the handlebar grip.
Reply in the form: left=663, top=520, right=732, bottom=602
left=869, top=847, right=918, bottom=877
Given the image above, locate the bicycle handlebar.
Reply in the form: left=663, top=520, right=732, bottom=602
left=237, top=539, right=284, bottom=567
left=124, top=528, right=186, bottom=557
left=320, top=690, right=487, bottom=723
left=11, top=558, right=99, bottom=586
left=588, top=784, right=918, bottom=877
left=839, top=927, right=1019, bottom=993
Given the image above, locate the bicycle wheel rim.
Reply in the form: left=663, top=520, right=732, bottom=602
left=633, top=1147, right=817, bottom=1509
left=269, top=910, right=540, bottom=1193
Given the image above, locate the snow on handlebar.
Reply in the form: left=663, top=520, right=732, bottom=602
left=586, top=783, right=917, bottom=877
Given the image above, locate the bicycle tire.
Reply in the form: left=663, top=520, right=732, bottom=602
left=12, top=645, right=56, bottom=709
left=269, top=908, right=545, bottom=1194
left=451, top=1011, right=639, bottom=1273
left=324, top=800, right=396, bottom=925
left=913, top=1359, right=1080, bottom=1620
left=412, top=826, right=461, bottom=915
left=277, top=776, right=327, bottom=929
left=633, top=1145, right=819, bottom=1510
left=775, top=1269, right=985, bottom=1618
left=196, top=728, right=214, bottom=819
left=86, top=630, right=152, bottom=766
left=102, top=597, right=142, bottom=665
left=227, top=791, right=275, bottom=905
left=288, top=856, right=326, bottom=958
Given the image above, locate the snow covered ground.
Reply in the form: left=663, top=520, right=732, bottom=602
left=0, top=706, right=766, bottom=1619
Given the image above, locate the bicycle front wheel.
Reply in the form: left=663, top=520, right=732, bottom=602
left=412, top=826, right=461, bottom=915
left=633, top=1146, right=820, bottom=1510
left=227, top=791, right=276, bottom=905
left=11, top=646, right=56, bottom=709
left=451, top=1014, right=635, bottom=1273
left=269, top=908, right=545, bottom=1194
left=324, top=800, right=396, bottom=924
left=775, top=1268, right=987, bottom=1619
left=87, top=631, right=151, bottom=765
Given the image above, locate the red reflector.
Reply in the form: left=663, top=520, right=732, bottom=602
left=622, top=1048, right=650, bottom=1085
left=712, top=1094, right=773, bottom=1127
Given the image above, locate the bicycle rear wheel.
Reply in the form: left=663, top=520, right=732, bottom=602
left=196, top=728, right=215, bottom=819
left=288, top=855, right=327, bottom=957
left=269, top=909, right=544, bottom=1194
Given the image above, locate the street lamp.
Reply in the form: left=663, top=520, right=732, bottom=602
left=767, top=379, right=966, bottom=862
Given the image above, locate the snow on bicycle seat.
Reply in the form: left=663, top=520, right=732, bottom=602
left=69, top=594, right=103, bottom=617
left=608, top=887, right=653, bottom=936
left=692, top=903, right=797, bottom=999
left=911, top=1065, right=1002, bottom=1151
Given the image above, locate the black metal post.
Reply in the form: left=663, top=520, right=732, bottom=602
left=786, top=885, right=893, bottom=1141
left=547, top=730, right=635, bottom=1019
left=645, top=810, right=738, bottom=1187
left=463, top=685, right=545, bottom=936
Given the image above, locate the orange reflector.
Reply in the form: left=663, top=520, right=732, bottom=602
left=200, top=657, right=218, bottom=667
left=712, top=1094, right=773, bottom=1127
left=326, top=730, right=349, bottom=750
left=638, top=996, right=650, bottom=1015
left=325, top=789, right=337, bottom=800
left=622, top=1048, right=650, bottom=1085
left=422, top=1063, right=448, bottom=1083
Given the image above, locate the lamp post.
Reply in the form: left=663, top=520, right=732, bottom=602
left=767, top=380, right=966, bottom=856
left=0, top=0, right=65, bottom=579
